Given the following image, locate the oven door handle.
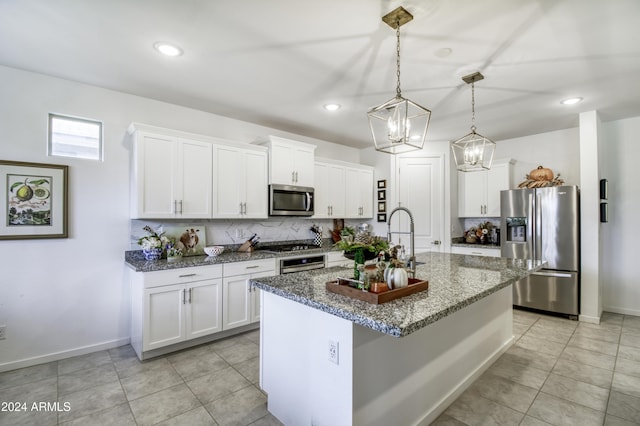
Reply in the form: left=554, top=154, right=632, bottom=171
left=281, top=263, right=324, bottom=274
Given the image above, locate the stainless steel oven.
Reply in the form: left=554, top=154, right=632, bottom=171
left=269, top=184, right=314, bottom=216
left=279, top=254, right=326, bottom=274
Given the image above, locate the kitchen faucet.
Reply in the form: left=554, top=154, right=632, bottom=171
left=387, top=206, right=416, bottom=277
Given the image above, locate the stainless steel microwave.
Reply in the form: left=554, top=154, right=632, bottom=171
left=269, top=184, right=314, bottom=216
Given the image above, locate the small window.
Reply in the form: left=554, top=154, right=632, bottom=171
left=48, top=113, right=103, bottom=161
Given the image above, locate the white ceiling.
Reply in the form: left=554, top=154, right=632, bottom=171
left=2, top=0, right=640, bottom=149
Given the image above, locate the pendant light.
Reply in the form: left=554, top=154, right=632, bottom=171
left=367, top=7, right=431, bottom=155
left=451, top=72, right=495, bottom=171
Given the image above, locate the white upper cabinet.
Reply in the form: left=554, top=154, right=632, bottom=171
left=213, top=144, right=268, bottom=219
left=458, top=158, right=513, bottom=217
left=129, top=123, right=268, bottom=220
left=130, top=126, right=212, bottom=219
left=345, top=166, right=374, bottom=219
left=262, top=136, right=316, bottom=187
left=313, top=161, right=346, bottom=218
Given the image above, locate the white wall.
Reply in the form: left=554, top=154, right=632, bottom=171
left=494, top=128, right=581, bottom=189
left=0, top=65, right=361, bottom=371
left=600, top=116, right=640, bottom=316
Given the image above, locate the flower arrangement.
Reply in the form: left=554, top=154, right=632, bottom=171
left=137, top=225, right=170, bottom=250
left=165, top=240, right=183, bottom=259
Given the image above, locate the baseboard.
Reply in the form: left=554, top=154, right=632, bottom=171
left=417, top=336, right=516, bottom=425
left=603, top=306, right=640, bottom=317
left=138, top=323, right=259, bottom=360
left=579, top=314, right=601, bottom=324
left=0, top=337, right=130, bottom=373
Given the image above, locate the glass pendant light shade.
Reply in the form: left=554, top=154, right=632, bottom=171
left=451, top=130, right=495, bottom=171
left=368, top=95, right=431, bottom=154
left=451, top=72, right=495, bottom=171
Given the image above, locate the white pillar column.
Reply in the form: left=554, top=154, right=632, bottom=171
left=579, top=110, right=602, bottom=323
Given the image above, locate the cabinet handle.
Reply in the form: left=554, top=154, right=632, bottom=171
left=178, top=200, right=183, bottom=214
left=188, top=288, right=192, bottom=304
left=295, top=171, right=298, bottom=183
left=244, top=202, right=247, bottom=215
left=174, top=200, right=178, bottom=214
left=179, top=273, right=197, bottom=278
left=292, top=171, right=295, bottom=183
left=330, top=205, right=333, bottom=216
left=246, top=265, right=260, bottom=269
left=239, top=203, right=243, bottom=215
left=183, top=288, right=187, bottom=304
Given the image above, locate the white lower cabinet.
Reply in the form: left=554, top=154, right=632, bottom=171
left=326, top=251, right=351, bottom=268
left=451, top=246, right=501, bottom=257
left=222, top=259, right=276, bottom=331
left=130, top=257, right=276, bottom=359
left=131, top=265, right=223, bottom=358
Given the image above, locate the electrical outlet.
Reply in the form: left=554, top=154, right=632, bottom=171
left=235, top=229, right=244, bottom=239
left=0, top=326, right=6, bottom=340
left=328, top=340, right=339, bottom=365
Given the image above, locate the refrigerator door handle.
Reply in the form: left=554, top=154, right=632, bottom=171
left=535, top=192, right=543, bottom=262
left=532, top=271, right=573, bottom=278
left=528, top=192, right=536, bottom=261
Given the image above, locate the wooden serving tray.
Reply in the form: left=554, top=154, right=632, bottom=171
left=326, top=278, right=429, bottom=304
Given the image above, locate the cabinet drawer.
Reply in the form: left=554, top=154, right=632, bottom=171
left=142, top=264, right=223, bottom=288
left=451, top=246, right=501, bottom=258
left=223, top=259, right=276, bottom=277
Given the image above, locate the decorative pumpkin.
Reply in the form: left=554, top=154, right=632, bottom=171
left=530, top=166, right=554, bottom=181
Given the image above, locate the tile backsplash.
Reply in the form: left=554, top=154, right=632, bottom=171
left=129, top=218, right=370, bottom=250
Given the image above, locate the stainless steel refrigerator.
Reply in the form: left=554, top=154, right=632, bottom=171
left=500, top=185, right=580, bottom=318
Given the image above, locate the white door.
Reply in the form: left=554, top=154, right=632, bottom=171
left=394, top=156, right=443, bottom=253
left=213, top=145, right=243, bottom=218
left=186, top=279, right=222, bottom=339
left=179, top=138, right=212, bottom=218
left=244, top=150, right=268, bottom=218
left=137, top=134, right=178, bottom=218
left=144, top=284, right=185, bottom=350
left=222, top=274, right=251, bottom=330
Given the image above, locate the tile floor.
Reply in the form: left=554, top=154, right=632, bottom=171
left=1, top=310, right=639, bottom=425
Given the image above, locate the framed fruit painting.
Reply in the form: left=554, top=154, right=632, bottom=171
left=0, top=160, right=68, bottom=240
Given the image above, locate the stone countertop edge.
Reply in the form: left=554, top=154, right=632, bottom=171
left=124, top=244, right=340, bottom=272
left=251, top=252, right=545, bottom=338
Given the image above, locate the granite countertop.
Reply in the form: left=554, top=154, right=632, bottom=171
left=125, top=243, right=339, bottom=273
left=251, top=252, right=544, bottom=338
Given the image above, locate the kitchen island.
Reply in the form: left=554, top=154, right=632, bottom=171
left=252, top=252, right=543, bottom=426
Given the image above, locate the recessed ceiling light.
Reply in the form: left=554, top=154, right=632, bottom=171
left=323, top=104, right=341, bottom=111
left=153, top=42, right=183, bottom=57
left=434, top=47, right=452, bottom=58
left=560, top=97, right=583, bottom=105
